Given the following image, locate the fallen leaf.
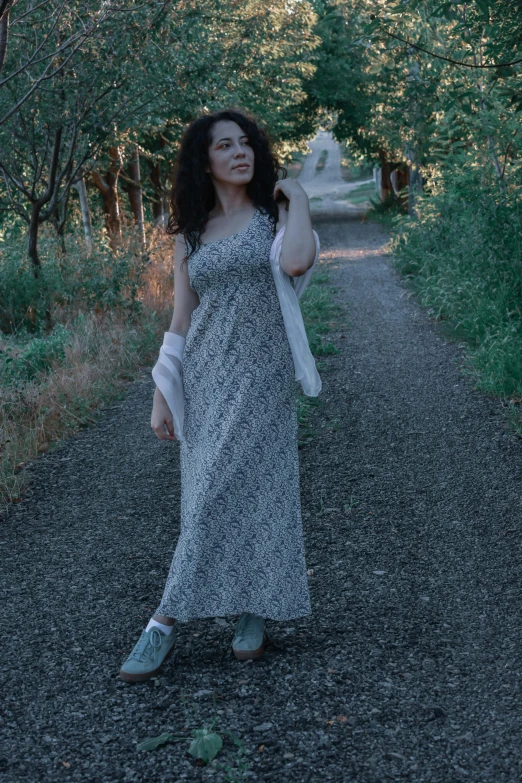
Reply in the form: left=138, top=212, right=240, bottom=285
left=326, top=720, right=334, bottom=725
left=61, top=761, right=71, bottom=769
left=258, top=745, right=265, bottom=752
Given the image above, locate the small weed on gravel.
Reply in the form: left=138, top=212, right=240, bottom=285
left=343, top=495, right=359, bottom=513
left=136, top=713, right=250, bottom=780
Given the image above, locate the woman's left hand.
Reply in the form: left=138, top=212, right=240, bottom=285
left=273, top=178, right=307, bottom=203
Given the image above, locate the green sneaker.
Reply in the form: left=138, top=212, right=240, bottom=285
left=119, top=626, right=176, bottom=682
left=231, top=613, right=266, bottom=661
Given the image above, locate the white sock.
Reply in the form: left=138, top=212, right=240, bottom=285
left=146, top=618, right=174, bottom=635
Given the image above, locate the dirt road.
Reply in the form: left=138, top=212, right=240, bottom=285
left=298, top=129, right=374, bottom=220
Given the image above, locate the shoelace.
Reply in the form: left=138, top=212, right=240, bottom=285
left=131, top=628, right=164, bottom=663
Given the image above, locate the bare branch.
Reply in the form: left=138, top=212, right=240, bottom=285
left=10, top=1, right=55, bottom=27
left=0, top=0, right=13, bottom=21
left=0, top=158, right=31, bottom=200
left=0, top=1, right=131, bottom=122
left=0, top=1, right=72, bottom=89
left=0, top=2, right=10, bottom=76
left=0, top=32, right=91, bottom=125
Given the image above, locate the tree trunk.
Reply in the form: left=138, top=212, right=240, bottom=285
left=50, top=177, right=72, bottom=255
left=28, top=203, right=42, bottom=278
left=25, top=126, right=62, bottom=273
left=146, top=135, right=170, bottom=227
left=27, top=200, right=54, bottom=331
left=0, top=1, right=11, bottom=78
left=127, top=145, right=146, bottom=250
left=53, top=215, right=67, bottom=254
left=148, top=159, right=168, bottom=225
left=90, top=146, right=122, bottom=249
left=390, top=164, right=409, bottom=208
left=73, top=174, right=93, bottom=253
left=373, top=165, right=381, bottom=196
left=378, top=149, right=393, bottom=201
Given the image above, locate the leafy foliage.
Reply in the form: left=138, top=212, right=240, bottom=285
left=390, top=160, right=522, bottom=399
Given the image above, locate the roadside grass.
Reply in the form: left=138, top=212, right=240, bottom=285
left=0, top=227, right=173, bottom=510
left=365, top=173, right=522, bottom=435
left=364, top=192, right=408, bottom=230
left=296, top=267, right=344, bottom=448
left=342, top=181, right=376, bottom=205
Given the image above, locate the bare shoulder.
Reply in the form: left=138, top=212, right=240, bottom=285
left=275, top=199, right=289, bottom=233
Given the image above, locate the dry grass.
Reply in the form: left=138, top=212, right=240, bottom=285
left=1, top=226, right=174, bottom=510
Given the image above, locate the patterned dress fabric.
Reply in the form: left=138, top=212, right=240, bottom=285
left=155, top=206, right=312, bottom=622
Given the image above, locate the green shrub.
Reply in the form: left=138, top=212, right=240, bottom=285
left=390, top=164, right=522, bottom=398
left=0, top=228, right=149, bottom=334
left=1, top=323, right=73, bottom=385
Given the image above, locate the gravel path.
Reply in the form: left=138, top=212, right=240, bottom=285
left=299, top=129, right=346, bottom=189
left=300, top=130, right=374, bottom=220
left=2, top=216, right=522, bottom=783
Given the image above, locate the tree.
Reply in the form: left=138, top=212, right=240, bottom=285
left=0, top=0, right=324, bottom=274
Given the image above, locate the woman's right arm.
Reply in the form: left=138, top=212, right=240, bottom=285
left=151, top=234, right=200, bottom=439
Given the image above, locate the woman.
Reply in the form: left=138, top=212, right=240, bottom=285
left=119, top=107, right=318, bottom=682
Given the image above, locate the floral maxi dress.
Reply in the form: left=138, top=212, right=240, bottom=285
left=155, top=206, right=312, bottom=622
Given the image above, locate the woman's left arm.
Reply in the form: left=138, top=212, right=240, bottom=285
left=273, top=180, right=316, bottom=277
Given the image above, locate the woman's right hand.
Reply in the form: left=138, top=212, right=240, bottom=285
left=151, top=388, right=177, bottom=441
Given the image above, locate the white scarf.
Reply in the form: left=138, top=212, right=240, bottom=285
left=270, top=224, right=322, bottom=396
left=152, top=225, right=322, bottom=442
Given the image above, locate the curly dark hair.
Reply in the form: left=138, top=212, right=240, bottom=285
left=166, top=107, right=288, bottom=268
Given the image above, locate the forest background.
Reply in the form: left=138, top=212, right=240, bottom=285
left=0, top=0, right=521, bottom=505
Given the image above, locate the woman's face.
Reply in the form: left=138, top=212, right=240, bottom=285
left=206, top=120, right=255, bottom=185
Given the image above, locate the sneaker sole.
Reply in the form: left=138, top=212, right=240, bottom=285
left=119, top=637, right=176, bottom=683
left=231, top=633, right=267, bottom=661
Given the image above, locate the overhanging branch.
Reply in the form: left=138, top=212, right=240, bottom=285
left=379, top=26, right=522, bottom=69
